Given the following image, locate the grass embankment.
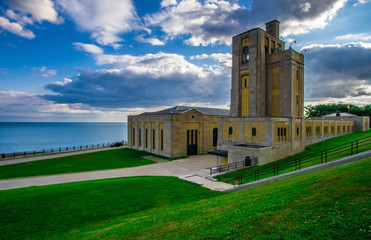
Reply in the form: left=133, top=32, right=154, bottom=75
left=2, top=157, right=369, bottom=239
left=0, top=176, right=223, bottom=240
left=0, top=148, right=164, bottom=179
left=216, top=130, right=371, bottom=184
left=64, top=157, right=371, bottom=239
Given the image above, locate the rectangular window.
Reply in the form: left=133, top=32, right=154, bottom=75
left=337, top=126, right=341, bottom=133
left=152, top=129, right=155, bottom=149
left=132, top=128, right=135, bottom=146
left=324, top=126, right=328, bottom=135
left=195, top=130, right=198, bottom=145
left=297, top=127, right=299, bottom=136
left=187, top=130, right=190, bottom=145
left=271, top=40, right=275, bottom=53
left=306, top=126, right=312, bottom=136
left=145, top=129, right=148, bottom=148
left=316, top=126, right=321, bottom=135
left=191, top=130, right=194, bottom=145
left=138, top=129, right=141, bottom=147
left=160, top=130, right=163, bottom=151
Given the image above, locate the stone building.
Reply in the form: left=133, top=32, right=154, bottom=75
left=128, top=20, right=369, bottom=164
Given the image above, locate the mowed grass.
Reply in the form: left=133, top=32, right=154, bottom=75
left=0, top=148, right=162, bottom=179
left=62, top=157, right=371, bottom=240
left=0, top=176, right=223, bottom=240
left=216, top=130, right=371, bottom=184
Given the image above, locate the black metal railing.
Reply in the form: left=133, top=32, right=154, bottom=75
left=0, top=141, right=127, bottom=159
left=210, top=160, right=251, bottom=175
left=234, top=135, right=371, bottom=185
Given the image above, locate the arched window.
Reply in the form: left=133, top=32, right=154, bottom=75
left=229, top=127, right=233, bottom=135
left=243, top=46, right=249, bottom=64
left=252, top=127, right=256, bottom=137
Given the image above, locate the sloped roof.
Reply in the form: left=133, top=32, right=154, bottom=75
left=323, top=112, right=357, bottom=117
left=140, top=106, right=229, bottom=116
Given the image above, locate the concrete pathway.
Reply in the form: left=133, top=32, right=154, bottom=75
left=0, top=155, right=234, bottom=191
left=0, top=147, right=122, bottom=166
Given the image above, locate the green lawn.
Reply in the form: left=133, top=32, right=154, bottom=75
left=216, top=130, right=371, bottom=184
left=0, top=148, right=164, bottom=179
left=0, top=176, right=223, bottom=240
left=60, top=157, right=370, bottom=239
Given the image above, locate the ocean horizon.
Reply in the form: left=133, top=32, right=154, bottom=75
left=0, top=122, right=128, bottom=153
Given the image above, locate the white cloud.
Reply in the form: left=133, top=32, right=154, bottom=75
left=135, top=35, right=166, bottom=46
left=353, top=0, right=369, bottom=6
left=57, top=0, right=141, bottom=48
left=145, top=0, right=349, bottom=46
left=73, top=42, right=104, bottom=55
left=0, top=16, right=35, bottom=39
left=0, top=0, right=62, bottom=39
left=5, top=0, right=63, bottom=24
left=335, top=33, right=371, bottom=41
left=161, top=0, right=178, bottom=7
left=145, top=0, right=242, bottom=46
left=280, top=0, right=347, bottom=37
left=302, top=42, right=371, bottom=50
left=190, top=53, right=232, bottom=67
left=39, top=66, right=57, bottom=77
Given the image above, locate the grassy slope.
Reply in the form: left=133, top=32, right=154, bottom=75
left=0, top=148, right=162, bottom=179
left=216, top=130, right=371, bottom=184
left=0, top=176, right=223, bottom=240
left=64, top=157, right=371, bottom=240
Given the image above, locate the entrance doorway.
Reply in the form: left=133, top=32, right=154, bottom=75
left=213, top=128, right=218, bottom=147
left=187, top=129, right=198, bottom=156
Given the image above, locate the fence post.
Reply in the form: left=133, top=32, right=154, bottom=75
left=320, top=151, right=323, bottom=164
left=356, top=140, right=358, bottom=154
left=351, top=142, right=353, bottom=155
left=325, top=150, right=327, bottom=162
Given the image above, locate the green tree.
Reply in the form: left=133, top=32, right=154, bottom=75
left=304, top=103, right=370, bottom=119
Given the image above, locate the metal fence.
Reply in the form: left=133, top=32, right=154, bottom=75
left=1, top=141, right=126, bottom=159
left=234, top=135, right=370, bottom=185
left=210, top=160, right=248, bottom=175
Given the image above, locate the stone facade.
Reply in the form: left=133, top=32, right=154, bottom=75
left=128, top=20, right=370, bottom=163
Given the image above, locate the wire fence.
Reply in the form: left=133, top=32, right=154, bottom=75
left=0, top=141, right=127, bottom=159
left=227, top=135, right=371, bottom=185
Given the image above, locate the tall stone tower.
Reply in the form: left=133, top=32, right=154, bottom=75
left=230, top=20, right=304, bottom=118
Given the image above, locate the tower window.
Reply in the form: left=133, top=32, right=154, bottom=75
left=252, top=127, right=256, bottom=137
left=229, top=127, right=233, bottom=135
left=243, top=46, right=249, bottom=64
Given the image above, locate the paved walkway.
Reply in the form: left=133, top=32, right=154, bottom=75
left=0, top=154, right=235, bottom=191
left=0, top=147, right=121, bottom=166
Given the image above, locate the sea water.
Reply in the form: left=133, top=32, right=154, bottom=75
left=0, top=122, right=127, bottom=153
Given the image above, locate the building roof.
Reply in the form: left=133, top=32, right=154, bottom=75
left=323, top=112, right=357, bottom=117
left=140, top=106, right=230, bottom=116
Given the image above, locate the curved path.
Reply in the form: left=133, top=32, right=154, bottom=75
left=0, top=147, right=120, bottom=166
left=0, top=155, right=234, bottom=191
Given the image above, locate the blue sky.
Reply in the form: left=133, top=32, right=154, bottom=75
left=0, top=0, right=370, bottom=122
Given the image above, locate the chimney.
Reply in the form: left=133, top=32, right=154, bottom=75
left=265, top=20, right=280, bottom=39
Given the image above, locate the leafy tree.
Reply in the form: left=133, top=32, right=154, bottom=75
left=304, top=104, right=370, bottom=120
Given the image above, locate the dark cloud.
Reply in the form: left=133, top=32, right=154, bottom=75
left=43, top=65, right=230, bottom=108
left=305, top=43, right=371, bottom=100
left=146, top=0, right=346, bottom=45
